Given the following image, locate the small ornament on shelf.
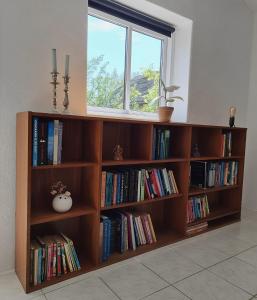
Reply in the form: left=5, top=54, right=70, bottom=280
left=192, top=143, right=201, bottom=157
left=50, top=181, right=72, bottom=213
left=229, top=106, right=236, bottom=128
left=113, top=144, right=123, bottom=161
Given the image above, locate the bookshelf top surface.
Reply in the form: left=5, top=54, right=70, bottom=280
left=18, top=111, right=247, bottom=130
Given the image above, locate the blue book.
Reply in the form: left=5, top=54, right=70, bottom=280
left=37, top=247, right=42, bottom=284
left=101, top=216, right=109, bottom=261
left=47, top=121, right=54, bottom=164
left=32, top=117, right=39, bottom=166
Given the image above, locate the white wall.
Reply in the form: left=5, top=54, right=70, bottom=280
left=0, top=0, right=254, bottom=272
left=243, top=12, right=257, bottom=210
left=149, top=0, right=253, bottom=126
left=0, top=0, right=87, bottom=272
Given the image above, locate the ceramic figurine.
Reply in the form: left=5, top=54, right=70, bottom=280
left=50, top=181, right=72, bottom=213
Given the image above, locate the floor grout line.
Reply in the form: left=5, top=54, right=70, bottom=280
left=98, top=276, right=123, bottom=300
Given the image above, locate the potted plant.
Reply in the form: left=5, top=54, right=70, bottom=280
left=156, top=80, right=183, bottom=122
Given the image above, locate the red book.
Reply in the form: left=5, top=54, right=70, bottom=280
left=150, top=170, right=160, bottom=197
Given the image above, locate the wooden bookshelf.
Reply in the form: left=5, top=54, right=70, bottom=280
left=16, top=112, right=247, bottom=293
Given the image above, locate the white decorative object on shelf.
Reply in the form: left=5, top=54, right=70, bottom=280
left=50, top=181, right=72, bottom=213
left=52, top=191, right=72, bottom=213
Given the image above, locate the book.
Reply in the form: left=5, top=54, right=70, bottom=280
left=32, top=117, right=39, bottom=167
left=187, top=195, right=210, bottom=223
left=47, top=121, right=54, bottom=164
left=38, top=120, right=48, bottom=165
left=53, top=120, right=59, bottom=165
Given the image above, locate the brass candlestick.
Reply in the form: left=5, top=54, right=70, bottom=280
left=63, top=75, right=70, bottom=114
left=50, top=71, right=59, bottom=113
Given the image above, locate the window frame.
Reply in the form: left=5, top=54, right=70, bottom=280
left=87, top=7, right=174, bottom=117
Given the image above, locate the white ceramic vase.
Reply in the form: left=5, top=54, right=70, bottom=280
left=52, top=191, right=72, bottom=213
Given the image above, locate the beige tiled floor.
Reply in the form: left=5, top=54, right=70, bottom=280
left=3, top=208, right=257, bottom=300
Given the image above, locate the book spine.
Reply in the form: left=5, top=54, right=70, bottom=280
left=47, top=120, right=54, bottom=164
left=32, top=117, right=39, bottom=167
left=57, top=121, right=63, bottom=164
left=101, top=171, right=106, bottom=208
left=53, top=120, right=59, bottom=165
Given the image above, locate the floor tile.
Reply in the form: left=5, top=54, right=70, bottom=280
left=100, top=261, right=168, bottom=300
left=176, top=240, right=229, bottom=267
left=174, top=270, right=251, bottom=300
left=143, top=286, right=189, bottom=299
left=224, top=220, right=257, bottom=244
left=203, top=231, right=255, bottom=256
left=137, top=248, right=203, bottom=284
left=237, top=246, right=257, bottom=268
left=0, top=272, right=42, bottom=300
left=44, top=276, right=119, bottom=300
left=209, top=257, right=257, bottom=295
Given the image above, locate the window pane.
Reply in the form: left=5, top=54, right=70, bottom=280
left=130, top=31, right=162, bottom=112
left=87, top=15, right=126, bottom=109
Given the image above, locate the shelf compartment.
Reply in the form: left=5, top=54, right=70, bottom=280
left=101, top=193, right=183, bottom=211
left=188, top=187, right=242, bottom=227
left=31, top=116, right=101, bottom=165
left=31, top=204, right=96, bottom=225
left=222, top=128, right=247, bottom=157
left=191, top=127, right=223, bottom=157
left=31, top=166, right=100, bottom=217
left=189, top=185, right=240, bottom=196
left=152, top=125, right=191, bottom=159
left=102, top=121, right=152, bottom=161
left=30, top=214, right=99, bottom=283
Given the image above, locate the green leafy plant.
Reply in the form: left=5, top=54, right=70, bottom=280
left=155, top=79, right=183, bottom=107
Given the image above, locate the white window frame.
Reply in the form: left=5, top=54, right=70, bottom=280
left=87, top=7, right=174, bottom=117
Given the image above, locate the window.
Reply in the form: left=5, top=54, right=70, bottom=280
left=87, top=3, right=174, bottom=115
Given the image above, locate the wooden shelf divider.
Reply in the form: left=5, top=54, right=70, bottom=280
left=15, top=112, right=247, bottom=293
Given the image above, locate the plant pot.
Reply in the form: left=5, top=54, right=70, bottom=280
left=158, top=106, right=174, bottom=122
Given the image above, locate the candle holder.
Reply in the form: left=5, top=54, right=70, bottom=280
left=63, top=75, right=70, bottom=114
left=50, top=71, right=59, bottom=113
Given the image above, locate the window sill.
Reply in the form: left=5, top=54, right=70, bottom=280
left=86, top=108, right=159, bottom=121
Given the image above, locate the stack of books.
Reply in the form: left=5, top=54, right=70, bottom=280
left=100, top=212, right=157, bottom=261
left=152, top=128, right=171, bottom=160
left=30, top=233, right=80, bottom=286
left=187, top=195, right=210, bottom=223
left=191, top=160, right=239, bottom=188
left=221, top=132, right=232, bottom=157
left=101, top=168, right=178, bottom=208
left=186, top=222, right=208, bottom=236
left=32, top=117, right=63, bottom=166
